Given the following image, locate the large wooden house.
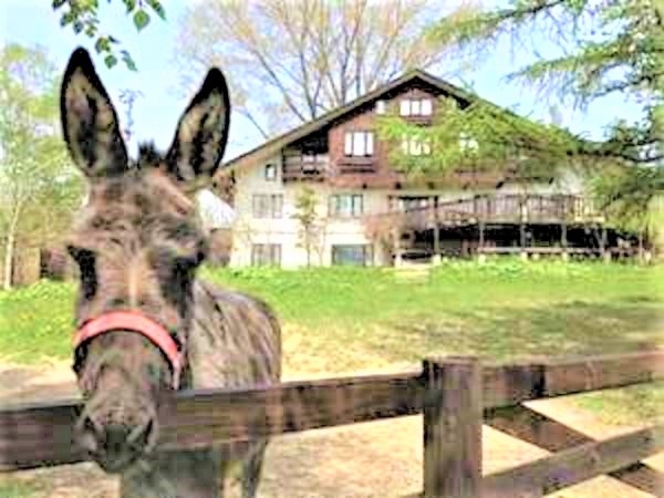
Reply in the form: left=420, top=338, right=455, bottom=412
left=214, top=69, right=632, bottom=268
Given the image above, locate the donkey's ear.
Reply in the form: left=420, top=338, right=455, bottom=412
left=60, top=47, right=128, bottom=178
left=165, top=68, right=230, bottom=192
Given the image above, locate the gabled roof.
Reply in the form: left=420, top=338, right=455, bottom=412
left=220, top=69, right=487, bottom=174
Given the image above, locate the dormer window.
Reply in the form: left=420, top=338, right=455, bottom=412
left=400, top=98, right=433, bottom=116
left=265, top=163, right=277, bottom=181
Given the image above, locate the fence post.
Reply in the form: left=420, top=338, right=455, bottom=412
left=423, top=356, right=483, bottom=498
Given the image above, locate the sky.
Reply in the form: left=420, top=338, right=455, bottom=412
left=0, top=0, right=644, bottom=164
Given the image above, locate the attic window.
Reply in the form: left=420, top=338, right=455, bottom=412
left=265, top=163, right=277, bottom=181
left=400, top=98, right=433, bottom=116
left=375, top=100, right=387, bottom=115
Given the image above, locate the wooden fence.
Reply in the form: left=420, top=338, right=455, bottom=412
left=1, top=351, right=663, bottom=497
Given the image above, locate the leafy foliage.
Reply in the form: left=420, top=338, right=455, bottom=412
left=0, top=45, right=84, bottom=289
left=379, top=0, right=663, bottom=232
left=291, top=186, right=324, bottom=267
left=51, top=0, right=167, bottom=71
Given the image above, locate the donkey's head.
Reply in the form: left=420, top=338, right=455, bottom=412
left=60, top=47, right=230, bottom=473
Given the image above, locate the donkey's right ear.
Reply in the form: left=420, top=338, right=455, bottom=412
left=60, top=47, right=128, bottom=178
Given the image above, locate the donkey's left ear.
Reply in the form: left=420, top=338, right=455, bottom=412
left=166, top=68, right=230, bottom=192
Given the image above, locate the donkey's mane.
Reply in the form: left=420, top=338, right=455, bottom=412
left=136, top=141, right=165, bottom=169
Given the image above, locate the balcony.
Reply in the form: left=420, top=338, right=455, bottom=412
left=373, top=194, right=603, bottom=230
left=283, top=154, right=328, bottom=182
left=337, top=156, right=377, bottom=174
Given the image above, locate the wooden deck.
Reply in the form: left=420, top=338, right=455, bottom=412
left=391, top=194, right=603, bottom=228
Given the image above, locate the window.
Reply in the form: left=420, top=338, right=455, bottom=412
left=332, top=245, right=373, bottom=266
left=401, top=134, right=431, bottom=156
left=399, top=98, right=433, bottom=116
left=344, top=131, right=374, bottom=157
left=251, top=244, right=281, bottom=267
left=375, top=100, right=387, bottom=115
left=329, top=194, right=363, bottom=218
left=397, top=196, right=432, bottom=211
left=421, top=99, right=433, bottom=115
left=264, top=163, right=277, bottom=181
left=252, top=194, right=283, bottom=219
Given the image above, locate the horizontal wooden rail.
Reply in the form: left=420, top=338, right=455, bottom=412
left=483, top=424, right=664, bottom=497
left=1, top=351, right=663, bottom=473
left=0, top=371, right=423, bottom=471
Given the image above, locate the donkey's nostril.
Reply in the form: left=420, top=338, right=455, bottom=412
left=76, top=415, right=103, bottom=455
left=127, top=419, right=156, bottom=452
left=103, top=423, right=132, bottom=453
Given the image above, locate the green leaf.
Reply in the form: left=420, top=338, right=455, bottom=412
left=73, top=21, right=84, bottom=34
left=104, top=54, right=118, bottom=68
left=52, top=0, right=67, bottom=9
left=133, top=9, right=150, bottom=32
left=121, top=51, right=138, bottom=72
left=60, top=11, right=75, bottom=27
left=123, top=0, right=137, bottom=14
left=94, top=37, right=110, bottom=53
left=146, top=0, right=166, bottom=20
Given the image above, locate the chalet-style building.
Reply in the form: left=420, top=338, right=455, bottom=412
left=213, top=69, right=629, bottom=269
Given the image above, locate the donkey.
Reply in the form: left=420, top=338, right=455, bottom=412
left=60, top=47, right=281, bottom=497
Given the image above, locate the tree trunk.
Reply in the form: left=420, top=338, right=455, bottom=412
left=2, top=230, right=15, bottom=291
left=2, top=212, right=20, bottom=291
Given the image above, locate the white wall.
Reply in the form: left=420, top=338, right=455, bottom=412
left=230, top=157, right=586, bottom=268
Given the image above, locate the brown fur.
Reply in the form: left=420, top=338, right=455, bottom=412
left=60, top=47, right=281, bottom=498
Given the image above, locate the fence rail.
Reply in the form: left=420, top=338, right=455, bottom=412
left=1, top=351, right=663, bottom=496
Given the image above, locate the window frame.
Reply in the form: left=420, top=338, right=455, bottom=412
left=331, top=244, right=373, bottom=267
left=252, top=193, right=284, bottom=219
left=251, top=244, right=282, bottom=267
left=264, top=163, right=277, bottom=181
left=344, top=130, right=374, bottom=157
left=329, top=193, right=364, bottom=218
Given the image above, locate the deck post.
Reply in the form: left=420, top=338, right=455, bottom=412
left=423, top=356, right=483, bottom=498
left=432, top=197, right=441, bottom=266
left=600, top=224, right=610, bottom=263
left=561, top=223, right=568, bottom=262
left=478, top=219, right=486, bottom=264
left=392, top=227, right=403, bottom=267
left=519, top=195, right=528, bottom=261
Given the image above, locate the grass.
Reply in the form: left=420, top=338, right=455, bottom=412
left=1, top=258, right=663, bottom=425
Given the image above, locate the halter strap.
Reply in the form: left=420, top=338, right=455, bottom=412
left=73, top=310, right=182, bottom=389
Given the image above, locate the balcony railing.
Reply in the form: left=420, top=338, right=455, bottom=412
left=283, top=155, right=328, bottom=182
left=382, top=194, right=602, bottom=229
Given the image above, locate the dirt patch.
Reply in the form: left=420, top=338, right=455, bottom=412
left=0, top=361, right=662, bottom=497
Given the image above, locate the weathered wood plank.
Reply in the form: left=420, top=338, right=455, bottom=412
left=486, top=404, right=664, bottom=495
left=539, top=351, right=664, bottom=397
left=1, top=352, right=663, bottom=474
left=423, top=356, right=482, bottom=498
left=483, top=424, right=664, bottom=497
left=483, top=351, right=664, bottom=408
left=0, top=371, right=423, bottom=471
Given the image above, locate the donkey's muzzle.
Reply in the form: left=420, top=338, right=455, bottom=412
left=76, top=414, right=157, bottom=473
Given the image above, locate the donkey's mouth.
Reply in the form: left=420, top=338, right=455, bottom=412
left=76, top=416, right=158, bottom=474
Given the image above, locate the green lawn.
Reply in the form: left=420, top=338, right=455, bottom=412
left=1, top=258, right=663, bottom=425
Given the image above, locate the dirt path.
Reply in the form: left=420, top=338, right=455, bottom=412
left=0, top=361, right=662, bottom=498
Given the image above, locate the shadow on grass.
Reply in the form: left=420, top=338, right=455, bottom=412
left=383, top=300, right=664, bottom=425
left=405, top=300, right=663, bottom=361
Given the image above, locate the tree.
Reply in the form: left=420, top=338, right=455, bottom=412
left=51, top=0, right=167, bottom=71
left=0, top=45, right=84, bottom=290
left=292, top=186, right=324, bottom=267
left=377, top=0, right=664, bottom=231
left=175, top=0, right=448, bottom=139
